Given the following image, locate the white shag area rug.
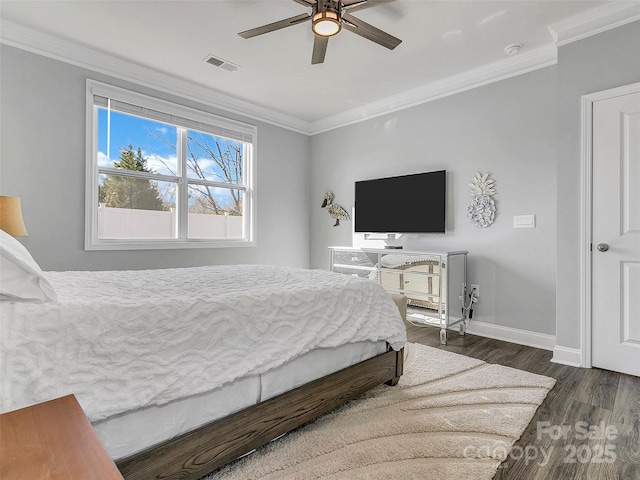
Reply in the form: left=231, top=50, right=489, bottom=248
left=204, top=343, right=556, bottom=480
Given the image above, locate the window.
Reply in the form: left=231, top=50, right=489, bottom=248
left=85, top=80, right=256, bottom=250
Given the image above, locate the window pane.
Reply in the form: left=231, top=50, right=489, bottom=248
left=188, top=185, right=243, bottom=239
left=98, top=174, right=177, bottom=239
left=186, top=130, right=243, bottom=184
left=97, top=108, right=178, bottom=176
left=88, top=81, right=256, bottom=249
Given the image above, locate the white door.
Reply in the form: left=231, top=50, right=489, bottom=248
left=591, top=87, right=640, bottom=377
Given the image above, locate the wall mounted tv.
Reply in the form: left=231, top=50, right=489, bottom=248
left=354, top=170, right=446, bottom=234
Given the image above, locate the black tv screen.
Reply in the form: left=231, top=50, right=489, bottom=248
left=355, top=170, right=446, bottom=233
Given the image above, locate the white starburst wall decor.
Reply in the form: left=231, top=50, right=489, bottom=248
left=467, top=172, right=497, bottom=228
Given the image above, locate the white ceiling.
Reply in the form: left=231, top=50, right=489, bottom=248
left=1, top=1, right=637, bottom=133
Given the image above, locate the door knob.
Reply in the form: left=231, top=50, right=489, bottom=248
left=597, top=243, right=609, bottom=252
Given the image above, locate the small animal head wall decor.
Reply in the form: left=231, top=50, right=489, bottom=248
left=467, top=172, right=497, bottom=228
left=321, top=191, right=350, bottom=227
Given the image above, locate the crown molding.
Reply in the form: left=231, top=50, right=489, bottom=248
left=0, top=20, right=313, bottom=135
left=309, top=44, right=557, bottom=134
left=547, top=1, right=640, bottom=46
left=311, top=2, right=640, bottom=134
left=2, top=1, right=638, bottom=137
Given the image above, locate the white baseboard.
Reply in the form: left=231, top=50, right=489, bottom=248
left=550, top=345, right=583, bottom=367
left=464, top=320, right=556, bottom=351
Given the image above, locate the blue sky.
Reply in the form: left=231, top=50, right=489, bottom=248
left=97, top=108, right=242, bottom=184
left=97, top=109, right=177, bottom=176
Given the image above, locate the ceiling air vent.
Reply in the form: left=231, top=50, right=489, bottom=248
left=203, top=55, right=240, bottom=73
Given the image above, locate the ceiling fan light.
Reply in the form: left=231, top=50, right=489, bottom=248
left=312, top=10, right=341, bottom=37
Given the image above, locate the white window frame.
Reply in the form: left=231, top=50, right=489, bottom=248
left=85, top=79, right=256, bottom=250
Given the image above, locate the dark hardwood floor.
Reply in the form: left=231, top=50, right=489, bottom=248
left=405, top=321, right=640, bottom=480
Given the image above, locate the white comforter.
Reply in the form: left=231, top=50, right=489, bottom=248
left=0, top=265, right=406, bottom=421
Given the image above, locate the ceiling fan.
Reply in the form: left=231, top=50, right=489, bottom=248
left=238, top=0, right=402, bottom=65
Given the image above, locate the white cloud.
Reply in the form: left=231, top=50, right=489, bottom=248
left=194, top=156, right=216, bottom=171
left=145, top=153, right=178, bottom=176
left=97, top=151, right=112, bottom=167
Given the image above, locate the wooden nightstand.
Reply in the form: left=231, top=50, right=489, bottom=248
left=0, top=394, right=124, bottom=480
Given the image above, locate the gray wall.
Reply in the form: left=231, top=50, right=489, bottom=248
left=310, top=67, right=558, bottom=336
left=2, top=20, right=638, bottom=344
left=0, top=45, right=311, bottom=271
left=555, top=21, right=640, bottom=350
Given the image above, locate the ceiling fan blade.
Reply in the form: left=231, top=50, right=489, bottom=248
left=292, top=0, right=316, bottom=7
left=311, top=35, right=329, bottom=64
left=342, top=0, right=395, bottom=14
left=341, top=13, right=401, bottom=50
left=238, top=13, right=311, bottom=39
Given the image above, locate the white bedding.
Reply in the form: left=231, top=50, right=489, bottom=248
left=0, top=264, right=406, bottom=422
left=94, top=341, right=386, bottom=460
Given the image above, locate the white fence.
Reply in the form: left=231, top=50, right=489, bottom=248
left=98, top=204, right=243, bottom=239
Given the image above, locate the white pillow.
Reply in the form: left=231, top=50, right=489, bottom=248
left=0, top=229, right=58, bottom=303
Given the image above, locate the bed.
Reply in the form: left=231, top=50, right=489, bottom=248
left=0, top=230, right=406, bottom=479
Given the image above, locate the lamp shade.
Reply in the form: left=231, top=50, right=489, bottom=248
left=0, top=196, right=28, bottom=236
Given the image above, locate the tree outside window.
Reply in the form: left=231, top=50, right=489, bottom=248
left=99, top=145, right=164, bottom=211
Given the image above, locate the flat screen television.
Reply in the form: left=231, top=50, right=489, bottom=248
left=354, top=170, right=446, bottom=233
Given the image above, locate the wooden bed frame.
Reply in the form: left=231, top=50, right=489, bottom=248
left=116, top=346, right=404, bottom=480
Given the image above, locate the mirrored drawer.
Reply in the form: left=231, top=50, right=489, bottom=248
left=403, top=272, right=440, bottom=295
left=332, top=265, right=377, bottom=280
left=332, top=250, right=378, bottom=268
left=380, top=253, right=441, bottom=272
left=408, top=296, right=443, bottom=312
left=379, top=270, right=402, bottom=290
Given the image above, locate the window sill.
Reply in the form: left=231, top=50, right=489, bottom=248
left=84, top=238, right=256, bottom=251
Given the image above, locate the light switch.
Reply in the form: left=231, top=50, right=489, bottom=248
left=514, top=215, right=535, bottom=228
